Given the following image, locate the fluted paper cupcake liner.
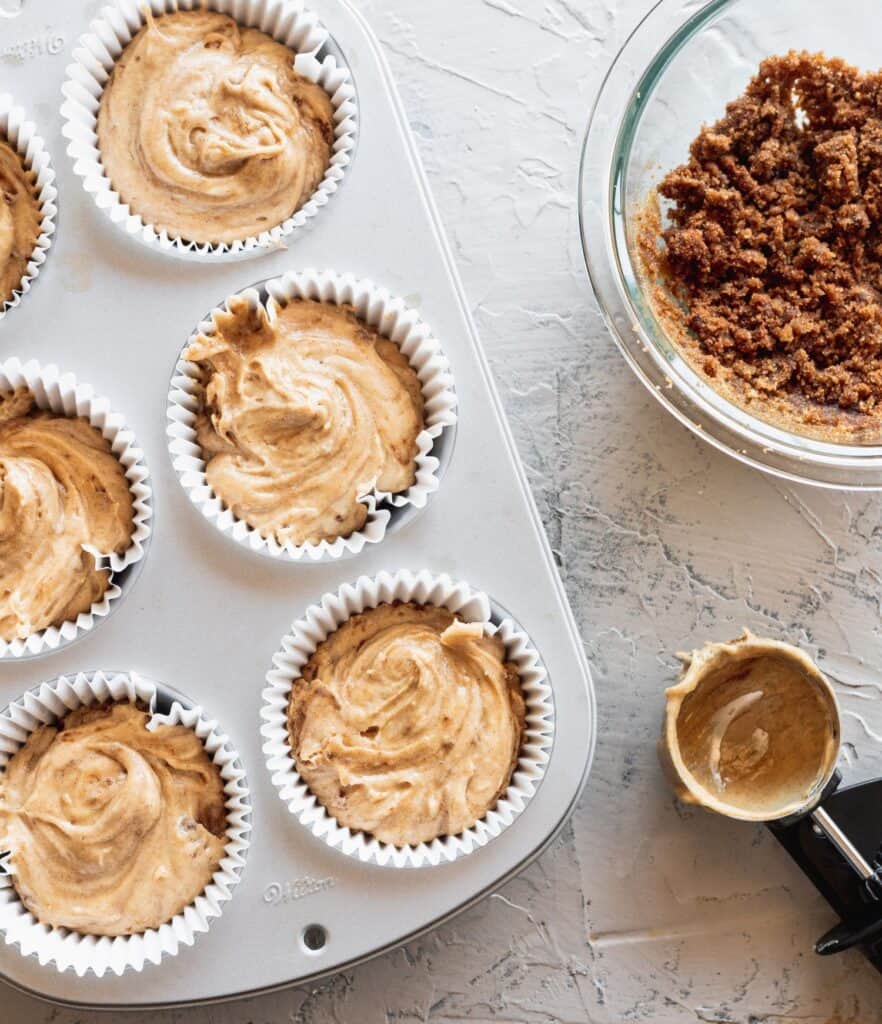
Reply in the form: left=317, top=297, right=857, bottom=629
left=260, top=569, right=554, bottom=868
left=0, top=358, right=153, bottom=659
left=0, top=94, right=56, bottom=321
left=0, top=670, right=251, bottom=977
left=60, top=0, right=357, bottom=262
left=167, top=271, right=458, bottom=562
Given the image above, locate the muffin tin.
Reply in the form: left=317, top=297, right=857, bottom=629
left=0, top=0, right=595, bottom=1009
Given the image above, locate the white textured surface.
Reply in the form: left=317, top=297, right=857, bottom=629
left=9, top=0, right=882, bottom=1020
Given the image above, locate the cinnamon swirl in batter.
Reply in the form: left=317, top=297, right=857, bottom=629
left=0, top=139, right=40, bottom=306
left=96, top=10, right=334, bottom=244
left=0, top=390, right=134, bottom=642
left=185, top=297, right=424, bottom=546
left=0, top=702, right=227, bottom=936
left=288, top=603, right=525, bottom=846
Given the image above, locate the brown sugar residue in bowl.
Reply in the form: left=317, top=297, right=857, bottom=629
left=639, top=51, right=882, bottom=438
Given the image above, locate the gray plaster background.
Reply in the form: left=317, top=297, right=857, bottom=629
left=10, top=0, right=882, bottom=1020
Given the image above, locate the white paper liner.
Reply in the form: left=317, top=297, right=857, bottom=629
left=260, top=569, right=555, bottom=868
left=60, top=0, right=357, bottom=262
left=0, top=670, right=251, bottom=977
left=0, top=94, right=57, bottom=321
left=166, top=270, right=458, bottom=562
left=0, top=358, right=153, bottom=659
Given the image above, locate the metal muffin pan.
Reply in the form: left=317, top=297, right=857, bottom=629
left=0, top=0, right=596, bottom=1009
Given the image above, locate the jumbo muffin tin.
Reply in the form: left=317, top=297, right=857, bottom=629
left=0, top=0, right=595, bottom=1009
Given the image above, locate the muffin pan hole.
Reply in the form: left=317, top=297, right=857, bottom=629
left=301, top=923, right=328, bottom=953
left=168, top=273, right=458, bottom=563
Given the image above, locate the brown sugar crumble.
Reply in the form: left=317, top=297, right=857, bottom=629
left=639, top=51, right=882, bottom=436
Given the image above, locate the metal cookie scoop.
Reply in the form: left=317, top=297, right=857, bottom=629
left=660, top=631, right=882, bottom=973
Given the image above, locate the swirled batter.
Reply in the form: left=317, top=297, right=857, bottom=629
left=0, top=702, right=227, bottom=936
left=186, top=297, right=424, bottom=546
left=96, top=10, right=334, bottom=244
left=0, top=139, right=40, bottom=306
left=0, top=390, right=134, bottom=642
left=288, top=603, right=525, bottom=846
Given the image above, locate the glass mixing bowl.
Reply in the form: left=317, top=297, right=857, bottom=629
left=580, top=0, right=882, bottom=488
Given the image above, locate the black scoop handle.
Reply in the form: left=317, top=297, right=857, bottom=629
left=769, top=776, right=882, bottom=974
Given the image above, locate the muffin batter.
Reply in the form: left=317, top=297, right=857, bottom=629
left=0, top=702, right=227, bottom=936
left=288, top=603, right=525, bottom=846
left=186, top=297, right=424, bottom=546
left=662, top=633, right=839, bottom=820
left=96, top=10, right=334, bottom=244
left=0, top=389, right=134, bottom=642
left=0, top=139, right=41, bottom=306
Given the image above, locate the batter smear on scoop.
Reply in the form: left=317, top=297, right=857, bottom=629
left=640, top=51, right=882, bottom=434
